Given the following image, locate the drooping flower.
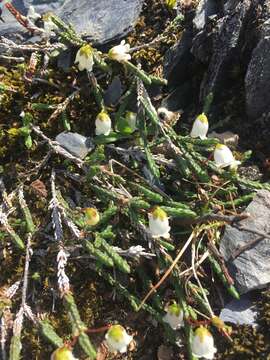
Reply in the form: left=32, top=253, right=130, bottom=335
left=126, top=111, right=137, bottom=132
left=163, top=303, right=184, bottom=330
left=213, top=143, right=241, bottom=169
left=42, top=13, right=58, bottom=38
left=190, top=113, right=209, bottom=139
left=50, top=346, right=77, bottom=360
left=148, top=207, right=170, bottom=239
left=105, top=325, right=133, bottom=354
left=95, top=111, right=112, bottom=136
left=84, top=207, right=100, bottom=226
left=27, top=6, right=41, bottom=22
left=75, top=44, right=94, bottom=72
left=108, top=40, right=131, bottom=63
left=191, top=327, right=217, bottom=359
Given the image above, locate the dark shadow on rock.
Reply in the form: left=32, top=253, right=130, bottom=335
left=163, top=0, right=270, bottom=130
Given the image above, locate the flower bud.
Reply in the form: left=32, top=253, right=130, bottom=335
left=50, top=346, right=77, bottom=360
left=84, top=207, right=100, bottom=226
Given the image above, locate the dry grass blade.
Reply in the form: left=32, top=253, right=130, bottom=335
left=138, top=231, right=195, bottom=310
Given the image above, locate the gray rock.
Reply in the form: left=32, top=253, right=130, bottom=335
left=57, top=0, right=143, bottom=44
left=104, top=76, right=123, bottom=107
left=200, top=0, right=252, bottom=101
left=163, top=29, right=194, bottom=87
left=0, top=0, right=143, bottom=44
left=245, top=36, right=270, bottom=119
left=219, top=294, right=257, bottom=326
left=0, top=0, right=62, bottom=39
left=161, top=82, right=194, bottom=111
left=193, top=0, right=220, bottom=31
left=56, top=132, right=94, bottom=159
left=220, top=190, right=270, bottom=294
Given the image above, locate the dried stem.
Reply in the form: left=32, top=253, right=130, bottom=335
left=138, top=231, right=195, bottom=310
left=191, top=240, right=214, bottom=317
left=32, top=126, right=84, bottom=168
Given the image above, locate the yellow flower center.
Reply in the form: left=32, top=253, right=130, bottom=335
left=97, top=111, right=110, bottom=122
left=197, top=113, right=208, bottom=124
left=195, top=327, right=211, bottom=343
left=108, top=325, right=124, bottom=342
left=216, top=143, right=226, bottom=150
left=42, top=12, right=53, bottom=21
left=126, top=111, right=136, bottom=120
left=84, top=207, right=99, bottom=226
left=79, top=44, right=93, bottom=58
left=166, top=0, right=177, bottom=9
left=168, top=303, right=181, bottom=317
left=151, top=206, right=167, bottom=221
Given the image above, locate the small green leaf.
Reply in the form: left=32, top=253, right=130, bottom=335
left=25, top=135, right=33, bottom=149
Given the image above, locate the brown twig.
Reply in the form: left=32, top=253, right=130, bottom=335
left=31, top=126, right=84, bottom=168
left=137, top=231, right=195, bottom=310
left=47, top=89, right=80, bottom=124
left=190, top=212, right=250, bottom=225
left=0, top=37, right=65, bottom=54
left=4, top=3, right=43, bottom=34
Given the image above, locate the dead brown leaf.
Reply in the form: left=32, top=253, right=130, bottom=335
left=30, top=179, right=48, bottom=198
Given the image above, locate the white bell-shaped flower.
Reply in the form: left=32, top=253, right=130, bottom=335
left=95, top=111, right=112, bottom=136
left=126, top=111, right=137, bottom=132
left=27, top=6, right=41, bottom=21
left=108, top=40, right=131, bottom=62
left=50, top=346, right=77, bottom=360
left=163, top=303, right=184, bottom=330
left=43, top=14, right=58, bottom=38
left=190, top=113, right=209, bottom=139
left=191, top=327, right=217, bottom=359
left=105, top=324, right=133, bottom=354
left=74, top=44, right=94, bottom=72
left=213, top=144, right=241, bottom=169
left=148, top=207, right=171, bottom=239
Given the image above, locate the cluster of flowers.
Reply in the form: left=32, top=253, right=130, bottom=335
left=72, top=206, right=217, bottom=359
left=163, top=303, right=216, bottom=359
left=51, top=320, right=216, bottom=359
left=51, top=324, right=133, bottom=359
left=28, top=28, right=233, bottom=360
left=75, top=40, right=241, bottom=175
left=191, top=113, right=240, bottom=169
left=74, top=41, right=136, bottom=137
left=27, top=5, right=240, bottom=173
